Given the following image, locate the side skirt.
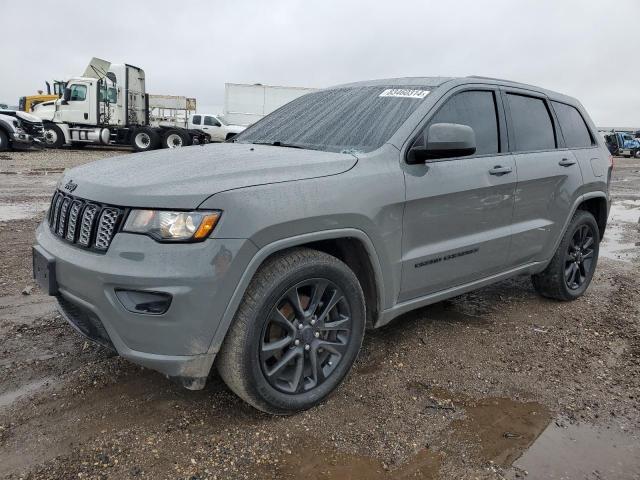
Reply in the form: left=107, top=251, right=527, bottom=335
left=376, top=261, right=544, bottom=328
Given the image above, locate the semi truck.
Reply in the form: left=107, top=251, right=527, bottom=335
left=223, top=83, right=317, bottom=126
left=31, top=58, right=206, bottom=151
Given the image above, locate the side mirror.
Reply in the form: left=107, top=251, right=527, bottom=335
left=61, top=88, right=71, bottom=105
left=407, top=123, right=476, bottom=164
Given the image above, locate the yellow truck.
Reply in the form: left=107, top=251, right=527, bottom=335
left=19, top=81, right=65, bottom=112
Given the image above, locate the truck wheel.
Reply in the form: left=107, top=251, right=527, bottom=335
left=635, top=150, right=640, bottom=159
left=217, top=248, right=365, bottom=415
left=43, top=123, right=65, bottom=149
left=131, top=127, right=159, bottom=152
left=531, top=210, right=600, bottom=301
left=0, top=129, right=9, bottom=151
left=225, top=133, right=237, bottom=141
left=162, top=130, right=186, bottom=149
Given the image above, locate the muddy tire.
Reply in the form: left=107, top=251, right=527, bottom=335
left=0, top=129, right=9, bottom=151
left=216, top=248, right=365, bottom=415
left=532, top=210, right=600, bottom=301
left=43, top=123, right=65, bottom=149
left=131, top=127, right=159, bottom=152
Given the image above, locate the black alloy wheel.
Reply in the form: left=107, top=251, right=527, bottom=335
left=565, top=224, right=595, bottom=290
left=259, top=279, right=352, bottom=394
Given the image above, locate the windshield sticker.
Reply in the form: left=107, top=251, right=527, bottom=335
left=379, top=89, right=430, bottom=99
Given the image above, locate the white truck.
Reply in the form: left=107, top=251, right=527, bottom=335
left=223, top=83, right=317, bottom=126
left=32, top=58, right=206, bottom=151
left=188, top=113, right=245, bottom=142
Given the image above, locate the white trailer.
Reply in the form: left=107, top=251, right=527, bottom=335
left=223, top=83, right=317, bottom=126
left=148, top=95, right=197, bottom=129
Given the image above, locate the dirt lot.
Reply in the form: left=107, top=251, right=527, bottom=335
left=1, top=147, right=639, bottom=479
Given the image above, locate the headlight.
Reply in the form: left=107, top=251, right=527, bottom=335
left=123, top=210, right=221, bottom=242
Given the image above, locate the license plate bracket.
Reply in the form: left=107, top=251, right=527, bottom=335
left=32, top=246, right=58, bottom=295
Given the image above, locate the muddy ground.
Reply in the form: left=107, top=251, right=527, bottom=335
left=0, top=147, right=639, bottom=479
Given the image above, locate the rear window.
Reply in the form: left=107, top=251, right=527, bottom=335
left=552, top=101, right=593, bottom=148
left=234, top=86, right=432, bottom=154
left=507, top=94, right=556, bottom=152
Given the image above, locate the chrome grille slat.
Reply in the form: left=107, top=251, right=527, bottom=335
left=66, top=200, right=83, bottom=241
left=95, top=208, right=120, bottom=250
left=57, top=198, right=70, bottom=236
left=47, top=190, right=122, bottom=252
left=78, top=204, right=99, bottom=247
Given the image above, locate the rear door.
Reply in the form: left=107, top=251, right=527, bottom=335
left=400, top=87, right=517, bottom=301
left=503, top=90, right=584, bottom=266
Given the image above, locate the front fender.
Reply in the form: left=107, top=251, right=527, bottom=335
left=206, top=228, right=386, bottom=355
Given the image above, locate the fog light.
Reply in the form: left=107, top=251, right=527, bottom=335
left=115, top=289, right=172, bottom=315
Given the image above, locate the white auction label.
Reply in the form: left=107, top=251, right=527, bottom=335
left=379, top=89, right=430, bottom=99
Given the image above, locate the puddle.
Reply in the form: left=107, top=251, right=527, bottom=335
left=512, top=420, right=640, bottom=479
left=0, top=377, right=53, bottom=409
left=0, top=201, right=48, bottom=221
left=600, top=200, right=640, bottom=262
left=448, top=394, right=552, bottom=466
left=277, top=442, right=441, bottom=479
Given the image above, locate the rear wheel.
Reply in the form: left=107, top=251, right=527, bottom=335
left=131, top=127, right=159, bottom=152
left=532, top=210, right=600, bottom=301
left=0, top=129, right=9, bottom=151
left=162, top=129, right=189, bottom=148
left=43, top=123, right=65, bottom=148
left=216, top=248, right=365, bottom=414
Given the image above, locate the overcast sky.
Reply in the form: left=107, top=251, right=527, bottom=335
left=2, top=0, right=638, bottom=126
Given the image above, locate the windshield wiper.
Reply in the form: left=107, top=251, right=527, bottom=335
left=252, top=141, right=313, bottom=150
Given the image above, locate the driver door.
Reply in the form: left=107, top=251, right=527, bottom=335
left=201, top=115, right=224, bottom=141
left=400, top=88, right=517, bottom=302
left=57, top=82, right=92, bottom=125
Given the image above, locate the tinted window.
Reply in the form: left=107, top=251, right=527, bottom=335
left=234, top=86, right=431, bottom=153
left=204, top=116, right=221, bottom=127
left=69, top=84, right=87, bottom=102
left=507, top=94, right=555, bottom=151
left=552, top=101, right=593, bottom=148
left=191, top=115, right=201, bottom=125
left=427, top=90, right=499, bottom=155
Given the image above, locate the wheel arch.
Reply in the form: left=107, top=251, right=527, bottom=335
left=207, top=229, right=385, bottom=355
left=576, top=194, right=608, bottom=239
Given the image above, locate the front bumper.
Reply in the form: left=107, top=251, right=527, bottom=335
left=12, top=131, right=44, bottom=149
left=35, top=222, right=257, bottom=388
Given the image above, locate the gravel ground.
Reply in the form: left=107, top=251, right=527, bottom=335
left=0, top=147, right=638, bottom=479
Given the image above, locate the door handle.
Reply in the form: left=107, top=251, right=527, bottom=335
left=558, top=158, right=576, bottom=167
left=489, top=165, right=513, bottom=176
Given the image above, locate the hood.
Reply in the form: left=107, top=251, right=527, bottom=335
left=58, top=142, right=357, bottom=209
left=16, top=111, right=42, bottom=124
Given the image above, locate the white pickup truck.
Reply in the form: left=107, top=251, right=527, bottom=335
left=189, top=114, right=245, bottom=142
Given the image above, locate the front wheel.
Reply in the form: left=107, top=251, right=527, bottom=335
left=532, top=210, right=600, bottom=301
left=43, top=123, right=65, bottom=148
left=0, top=129, right=9, bottom=151
left=216, top=248, right=365, bottom=414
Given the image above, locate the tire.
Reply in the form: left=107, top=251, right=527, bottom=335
left=43, top=123, right=65, bottom=148
left=531, top=210, right=600, bottom=301
left=217, top=248, right=366, bottom=415
left=162, top=129, right=188, bottom=149
left=0, top=129, right=9, bottom=151
left=225, top=133, right=237, bottom=141
left=634, top=150, right=640, bottom=159
left=131, top=127, right=160, bottom=152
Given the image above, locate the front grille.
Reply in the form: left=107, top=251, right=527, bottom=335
left=57, top=296, right=114, bottom=349
left=47, top=190, right=124, bottom=252
left=22, top=120, right=44, bottom=138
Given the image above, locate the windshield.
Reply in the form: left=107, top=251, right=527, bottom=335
left=234, top=86, right=431, bottom=153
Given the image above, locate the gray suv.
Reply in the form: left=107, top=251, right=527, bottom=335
left=33, top=77, right=611, bottom=414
